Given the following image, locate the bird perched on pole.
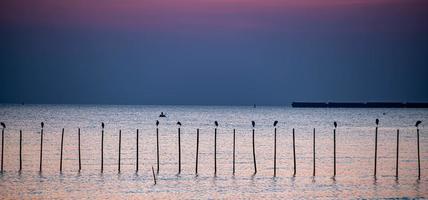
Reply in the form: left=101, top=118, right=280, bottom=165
left=334, top=121, right=337, bottom=128
left=273, top=121, right=278, bottom=127
left=156, top=120, right=159, bottom=127
left=375, top=119, right=379, bottom=126
left=0, top=122, right=5, bottom=129
left=101, top=122, right=104, bottom=129
left=41, top=122, right=44, bottom=128
left=252, top=121, right=255, bottom=128
left=177, top=121, right=182, bottom=126
left=415, top=120, right=422, bottom=127
left=214, top=121, right=218, bottom=127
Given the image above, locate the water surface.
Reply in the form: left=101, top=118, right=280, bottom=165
left=0, top=104, right=427, bottom=198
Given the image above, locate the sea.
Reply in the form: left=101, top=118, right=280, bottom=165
left=0, top=104, right=427, bottom=199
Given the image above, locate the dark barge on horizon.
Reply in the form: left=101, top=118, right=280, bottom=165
left=292, top=102, right=428, bottom=108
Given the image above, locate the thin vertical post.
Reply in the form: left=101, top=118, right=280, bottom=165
left=195, top=128, right=199, bottom=175
left=274, top=127, right=277, bottom=177
left=136, top=129, right=139, bottom=172
left=417, top=128, right=420, bottom=179
left=374, top=126, right=378, bottom=177
left=1, top=127, right=4, bottom=173
left=118, top=130, right=121, bottom=173
left=40, top=126, right=43, bottom=172
left=396, top=129, right=399, bottom=178
left=214, top=128, right=217, bottom=175
left=252, top=128, right=257, bottom=174
left=19, top=130, right=22, bottom=172
left=156, top=127, right=159, bottom=174
left=60, top=128, right=64, bottom=172
left=78, top=128, right=81, bottom=172
left=313, top=128, right=315, bottom=177
left=334, top=128, right=336, bottom=177
left=178, top=127, right=181, bottom=174
left=233, top=129, right=236, bottom=175
left=293, top=128, right=296, bottom=176
left=101, top=127, right=104, bottom=173
left=152, top=166, right=157, bottom=185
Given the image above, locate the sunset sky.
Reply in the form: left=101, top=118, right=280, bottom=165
left=1, top=0, right=427, bottom=105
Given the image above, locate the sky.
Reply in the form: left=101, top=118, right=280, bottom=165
left=1, top=0, right=427, bottom=105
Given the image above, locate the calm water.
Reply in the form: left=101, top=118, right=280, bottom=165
left=0, top=104, right=427, bottom=199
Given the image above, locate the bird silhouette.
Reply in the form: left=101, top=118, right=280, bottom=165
left=252, top=121, right=255, bottom=128
left=1, top=122, right=5, bottom=129
left=214, top=121, right=218, bottom=127
left=375, top=119, right=379, bottom=126
left=41, top=122, right=44, bottom=128
left=273, top=121, right=278, bottom=127
left=156, top=120, right=159, bottom=127
left=334, top=121, right=337, bottom=128
left=101, top=122, right=105, bottom=129
left=415, top=120, right=422, bottom=127
left=177, top=121, right=182, bottom=126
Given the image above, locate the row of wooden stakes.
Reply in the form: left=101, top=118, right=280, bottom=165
left=0, top=120, right=423, bottom=180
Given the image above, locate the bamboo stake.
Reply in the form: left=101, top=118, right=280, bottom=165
left=195, top=128, right=199, bottom=175
left=60, top=128, right=64, bottom=172
left=293, top=128, right=296, bottom=176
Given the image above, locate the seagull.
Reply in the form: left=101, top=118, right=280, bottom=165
left=1, top=122, right=5, bottom=129
left=415, top=120, right=422, bottom=127
left=273, top=121, right=278, bottom=127
left=41, top=122, right=44, bottom=128
left=334, top=121, right=337, bottom=128
left=214, top=121, right=218, bottom=127
left=177, top=121, right=182, bottom=126
left=375, top=119, right=379, bottom=126
left=101, top=122, right=105, bottom=129
left=252, top=121, right=255, bottom=128
left=156, top=120, right=159, bottom=127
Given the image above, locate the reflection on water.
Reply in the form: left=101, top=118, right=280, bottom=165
left=0, top=104, right=427, bottom=198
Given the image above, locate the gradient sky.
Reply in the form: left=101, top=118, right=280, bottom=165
left=1, top=0, right=427, bottom=105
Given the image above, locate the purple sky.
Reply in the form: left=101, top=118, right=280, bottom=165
left=1, top=0, right=427, bottom=105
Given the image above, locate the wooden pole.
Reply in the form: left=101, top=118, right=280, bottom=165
left=60, top=128, right=64, bottom=172
left=1, top=127, right=4, bottom=173
left=136, top=129, right=139, bottom=172
left=152, top=166, right=157, bottom=185
left=19, top=130, right=22, bottom=172
left=214, top=128, right=217, bottom=175
left=78, top=128, right=81, bottom=172
left=293, top=128, right=296, bottom=176
left=178, top=127, right=181, bottom=174
left=396, top=129, right=399, bottom=178
left=334, top=128, right=336, bottom=177
left=233, top=129, right=236, bottom=175
left=195, top=128, right=199, bottom=175
left=374, top=126, right=378, bottom=177
left=118, top=130, right=121, bottom=173
left=252, top=128, right=257, bottom=175
left=156, top=127, right=159, bottom=174
left=313, top=128, right=315, bottom=177
left=274, top=127, right=277, bottom=177
left=40, top=127, right=43, bottom=172
left=101, top=127, right=104, bottom=173
left=417, top=127, right=420, bottom=179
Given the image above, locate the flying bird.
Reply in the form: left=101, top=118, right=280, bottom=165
left=1, top=122, right=5, bottom=129
left=156, top=120, right=159, bottom=127
left=415, top=120, right=422, bottom=127
left=214, top=121, right=218, bottom=127
left=41, top=122, right=44, bottom=128
left=101, top=122, right=105, bottom=129
left=177, top=121, right=182, bottom=126
left=375, top=119, right=379, bottom=126
left=252, top=121, right=255, bottom=128
left=334, top=121, right=337, bottom=128
left=273, top=121, right=278, bottom=127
